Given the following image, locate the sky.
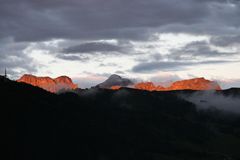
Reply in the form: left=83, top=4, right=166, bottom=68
left=1, top=0, right=240, bottom=88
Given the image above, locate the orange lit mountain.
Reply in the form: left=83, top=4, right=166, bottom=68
left=17, top=74, right=78, bottom=93
left=134, top=82, right=165, bottom=91
left=134, top=77, right=221, bottom=91
left=98, top=75, right=221, bottom=91
left=167, top=77, right=221, bottom=90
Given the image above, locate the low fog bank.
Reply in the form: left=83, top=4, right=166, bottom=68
left=71, top=87, right=240, bottom=114
left=180, top=91, right=240, bottom=114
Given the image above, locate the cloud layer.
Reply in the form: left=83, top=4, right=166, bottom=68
left=181, top=91, right=240, bottom=114
left=1, top=0, right=240, bottom=41
left=0, top=0, right=240, bottom=87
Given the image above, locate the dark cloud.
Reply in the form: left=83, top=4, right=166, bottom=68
left=169, top=41, right=238, bottom=60
left=57, top=41, right=135, bottom=61
left=99, top=63, right=118, bottom=67
left=56, top=54, right=90, bottom=61
left=1, top=0, right=238, bottom=42
left=132, top=39, right=239, bottom=73
left=63, top=42, right=122, bottom=54
left=132, top=60, right=237, bottom=73
left=115, top=71, right=125, bottom=75
left=131, top=61, right=188, bottom=73
left=1, top=0, right=240, bottom=78
left=150, top=54, right=164, bottom=61
left=210, top=35, right=240, bottom=46
left=181, top=91, right=240, bottom=114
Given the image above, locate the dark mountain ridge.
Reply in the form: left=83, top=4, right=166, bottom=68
left=2, top=76, right=240, bottom=160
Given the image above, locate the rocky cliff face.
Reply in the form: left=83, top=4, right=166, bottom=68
left=110, top=86, right=122, bottom=90
left=17, top=74, right=78, bottom=93
left=134, top=82, right=165, bottom=91
left=167, top=78, right=221, bottom=91
left=17, top=74, right=221, bottom=92
left=134, top=78, right=221, bottom=91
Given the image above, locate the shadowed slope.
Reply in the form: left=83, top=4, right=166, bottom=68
left=2, top=76, right=240, bottom=160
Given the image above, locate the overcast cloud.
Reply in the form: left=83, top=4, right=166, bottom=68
left=131, top=60, right=238, bottom=73
left=1, top=0, right=240, bottom=42
left=0, top=0, right=240, bottom=87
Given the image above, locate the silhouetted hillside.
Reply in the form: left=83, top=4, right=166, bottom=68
left=3, top=76, right=240, bottom=160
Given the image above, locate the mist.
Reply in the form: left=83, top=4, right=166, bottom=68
left=181, top=91, right=240, bottom=114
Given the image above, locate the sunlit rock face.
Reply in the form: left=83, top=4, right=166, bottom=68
left=134, top=82, right=165, bottom=91
left=134, top=78, right=221, bottom=91
left=167, top=78, right=221, bottom=91
left=17, top=74, right=78, bottom=93
left=111, top=86, right=122, bottom=90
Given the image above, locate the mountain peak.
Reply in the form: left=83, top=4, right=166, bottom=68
left=109, top=74, right=122, bottom=79
left=97, top=74, right=133, bottom=89
left=169, top=77, right=221, bottom=91
left=134, top=77, right=221, bottom=91
left=17, top=74, right=78, bottom=93
left=55, top=76, right=75, bottom=84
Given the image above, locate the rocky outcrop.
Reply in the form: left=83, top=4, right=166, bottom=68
left=17, top=74, right=78, bottom=93
left=167, top=77, right=221, bottom=91
left=134, top=78, right=221, bottom=91
left=110, top=86, right=122, bottom=90
left=134, top=82, right=165, bottom=91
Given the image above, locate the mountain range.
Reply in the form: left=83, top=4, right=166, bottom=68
left=16, top=74, right=221, bottom=93
left=2, top=75, right=240, bottom=160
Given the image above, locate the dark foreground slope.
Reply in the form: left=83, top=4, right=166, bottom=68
left=2, top=76, right=240, bottom=160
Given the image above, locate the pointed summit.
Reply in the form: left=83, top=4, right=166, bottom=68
left=96, top=74, right=133, bottom=89
left=108, top=74, right=122, bottom=80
